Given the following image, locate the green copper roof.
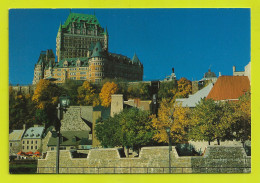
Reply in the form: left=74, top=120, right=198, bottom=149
left=54, top=57, right=89, bottom=68
left=91, top=41, right=103, bottom=57
left=64, top=13, right=100, bottom=27
left=132, top=53, right=141, bottom=64
left=89, top=42, right=95, bottom=51
left=23, top=126, right=44, bottom=139
left=47, top=131, right=90, bottom=146
left=204, top=69, right=217, bottom=78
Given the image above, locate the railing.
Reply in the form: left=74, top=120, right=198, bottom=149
left=37, top=166, right=251, bottom=174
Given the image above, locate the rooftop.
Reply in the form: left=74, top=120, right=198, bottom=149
left=9, top=129, right=25, bottom=141
left=23, top=126, right=44, bottom=139
left=206, top=76, right=250, bottom=101
left=48, top=131, right=91, bottom=146
left=176, top=83, right=214, bottom=107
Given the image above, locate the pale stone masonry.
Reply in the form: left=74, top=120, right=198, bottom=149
left=37, top=145, right=250, bottom=174
left=60, top=106, right=91, bottom=132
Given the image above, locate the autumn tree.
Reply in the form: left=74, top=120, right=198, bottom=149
left=32, top=79, right=60, bottom=109
left=99, top=82, right=119, bottom=107
left=151, top=99, right=190, bottom=143
left=32, top=79, right=61, bottom=128
left=77, top=81, right=100, bottom=106
left=176, top=77, right=192, bottom=98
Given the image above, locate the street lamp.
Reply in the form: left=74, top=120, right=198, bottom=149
left=165, top=126, right=172, bottom=174
left=56, top=94, right=70, bottom=174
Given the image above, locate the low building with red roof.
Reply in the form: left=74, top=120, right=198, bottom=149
left=206, top=76, right=250, bottom=101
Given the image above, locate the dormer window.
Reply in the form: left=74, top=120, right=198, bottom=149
left=76, top=60, right=81, bottom=67
left=63, top=60, right=68, bottom=67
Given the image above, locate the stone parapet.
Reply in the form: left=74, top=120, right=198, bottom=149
left=37, top=146, right=250, bottom=174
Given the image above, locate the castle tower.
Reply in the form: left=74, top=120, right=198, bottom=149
left=56, top=13, right=107, bottom=62
left=32, top=50, right=55, bottom=84
left=88, top=41, right=106, bottom=83
left=56, top=22, right=63, bottom=62
left=131, top=53, right=143, bottom=81
left=104, top=27, right=109, bottom=51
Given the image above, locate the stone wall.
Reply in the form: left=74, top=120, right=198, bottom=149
left=92, top=111, right=101, bottom=147
left=11, top=85, right=36, bottom=95
left=37, top=145, right=250, bottom=174
left=42, top=131, right=53, bottom=153
left=9, top=141, right=22, bottom=156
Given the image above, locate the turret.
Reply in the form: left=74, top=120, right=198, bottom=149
left=104, top=27, right=109, bottom=51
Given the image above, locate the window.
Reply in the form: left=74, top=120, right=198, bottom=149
left=36, top=141, right=37, bottom=144
left=31, top=141, right=33, bottom=144
left=35, top=146, right=37, bottom=150
left=10, top=143, right=12, bottom=147
left=27, top=146, right=29, bottom=150
left=31, top=146, right=33, bottom=149
left=23, top=146, right=24, bottom=150
left=51, top=147, right=55, bottom=151
left=23, top=141, right=25, bottom=144
left=27, top=141, right=29, bottom=144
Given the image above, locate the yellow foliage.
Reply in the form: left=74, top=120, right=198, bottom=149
left=77, top=81, right=98, bottom=106
left=32, top=79, right=59, bottom=109
left=99, top=82, right=119, bottom=107
left=32, top=79, right=51, bottom=103
left=151, top=99, right=190, bottom=143
left=176, top=77, right=192, bottom=98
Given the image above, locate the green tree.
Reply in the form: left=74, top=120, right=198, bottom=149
left=62, top=79, right=81, bottom=105
left=95, top=108, right=155, bottom=156
left=157, top=81, right=177, bottom=101
left=189, top=99, right=233, bottom=145
left=127, top=83, right=151, bottom=100
left=9, top=88, right=36, bottom=131
left=95, top=116, right=122, bottom=148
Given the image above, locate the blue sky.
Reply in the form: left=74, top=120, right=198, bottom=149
left=9, top=9, right=250, bottom=85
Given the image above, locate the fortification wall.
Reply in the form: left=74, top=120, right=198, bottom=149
left=11, top=85, right=36, bottom=95
left=37, top=146, right=250, bottom=174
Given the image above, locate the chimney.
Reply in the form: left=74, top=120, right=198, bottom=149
left=233, top=66, right=236, bottom=73
left=23, top=124, right=26, bottom=130
left=34, top=124, right=39, bottom=128
left=110, top=94, right=123, bottom=117
left=219, top=72, right=221, bottom=77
